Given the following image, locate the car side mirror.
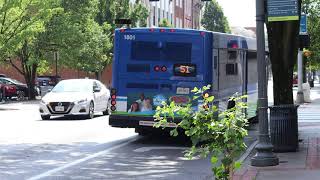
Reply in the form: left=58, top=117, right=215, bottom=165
left=93, top=87, right=101, bottom=93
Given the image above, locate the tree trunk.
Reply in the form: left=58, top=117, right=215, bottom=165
left=95, top=71, right=101, bottom=80
left=20, top=41, right=37, bottom=100
left=267, top=20, right=300, bottom=105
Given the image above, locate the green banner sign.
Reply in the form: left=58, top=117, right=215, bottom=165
left=267, top=0, right=299, bottom=22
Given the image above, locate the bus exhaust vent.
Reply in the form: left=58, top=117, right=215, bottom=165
left=126, top=83, right=158, bottom=89
left=127, top=64, right=150, bottom=72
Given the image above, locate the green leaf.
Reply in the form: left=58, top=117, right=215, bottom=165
left=206, top=96, right=214, bottom=102
left=211, top=156, right=218, bottom=164
left=170, top=129, right=179, bottom=137
left=193, top=96, right=199, bottom=100
left=191, top=87, right=199, bottom=92
left=234, top=161, right=242, bottom=169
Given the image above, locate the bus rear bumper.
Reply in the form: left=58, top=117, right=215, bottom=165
left=109, top=114, right=154, bottom=128
left=109, top=114, right=180, bottom=128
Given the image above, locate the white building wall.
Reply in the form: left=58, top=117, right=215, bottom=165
left=141, top=0, right=173, bottom=27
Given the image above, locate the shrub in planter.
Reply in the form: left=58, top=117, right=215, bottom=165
left=154, top=85, right=248, bottom=180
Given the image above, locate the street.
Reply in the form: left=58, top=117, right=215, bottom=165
left=0, top=101, right=212, bottom=180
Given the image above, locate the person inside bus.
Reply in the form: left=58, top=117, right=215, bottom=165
left=141, top=97, right=153, bottom=112
left=128, top=102, right=140, bottom=112
left=136, top=93, right=145, bottom=108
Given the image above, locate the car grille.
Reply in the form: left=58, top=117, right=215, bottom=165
left=47, top=102, right=74, bottom=114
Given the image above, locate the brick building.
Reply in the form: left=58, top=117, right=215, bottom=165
left=0, top=61, right=113, bottom=87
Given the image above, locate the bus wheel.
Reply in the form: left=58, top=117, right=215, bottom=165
left=135, top=128, right=149, bottom=136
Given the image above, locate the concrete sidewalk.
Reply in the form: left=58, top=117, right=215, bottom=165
left=234, top=82, right=320, bottom=180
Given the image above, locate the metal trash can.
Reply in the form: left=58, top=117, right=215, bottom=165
left=269, top=104, right=299, bottom=152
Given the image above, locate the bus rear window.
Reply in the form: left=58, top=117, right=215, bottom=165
left=131, top=41, right=192, bottom=62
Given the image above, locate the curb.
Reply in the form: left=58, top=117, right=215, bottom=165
left=233, top=140, right=258, bottom=180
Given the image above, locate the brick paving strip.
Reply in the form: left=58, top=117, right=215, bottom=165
left=233, top=137, right=320, bottom=180
left=306, top=137, right=320, bottom=169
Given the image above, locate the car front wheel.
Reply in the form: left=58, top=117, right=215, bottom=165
left=103, top=99, right=111, bottom=115
left=41, top=115, right=50, bottom=120
left=86, top=101, right=94, bottom=119
left=17, top=90, right=25, bottom=101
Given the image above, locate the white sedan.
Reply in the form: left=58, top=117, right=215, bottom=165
left=39, top=79, right=110, bottom=120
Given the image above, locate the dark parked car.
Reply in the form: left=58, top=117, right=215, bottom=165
left=0, top=77, right=39, bottom=100
left=36, top=75, right=61, bottom=96
left=36, top=75, right=61, bottom=86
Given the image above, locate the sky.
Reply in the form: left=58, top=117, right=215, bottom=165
left=216, top=0, right=256, bottom=27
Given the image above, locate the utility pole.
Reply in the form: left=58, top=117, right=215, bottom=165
left=297, top=13, right=308, bottom=104
left=296, top=49, right=304, bottom=104
left=251, top=0, right=279, bottom=167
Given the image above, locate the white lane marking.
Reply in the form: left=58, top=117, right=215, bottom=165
left=133, top=146, right=187, bottom=153
left=27, top=136, right=139, bottom=180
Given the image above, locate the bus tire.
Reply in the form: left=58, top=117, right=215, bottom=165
left=135, top=127, right=149, bottom=136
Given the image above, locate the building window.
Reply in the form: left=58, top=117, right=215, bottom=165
left=153, top=6, right=156, bottom=26
left=158, top=8, right=160, bottom=23
left=226, top=63, right=238, bottom=75
left=175, top=17, right=179, bottom=27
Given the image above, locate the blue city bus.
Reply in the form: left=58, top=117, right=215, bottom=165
left=109, top=28, right=258, bottom=134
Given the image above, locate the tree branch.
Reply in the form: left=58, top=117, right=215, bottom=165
left=0, top=5, right=7, bottom=34
left=8, top=58, right=24, bottom=75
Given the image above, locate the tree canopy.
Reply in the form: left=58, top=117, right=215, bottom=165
left=159, top=19, right=172, bottom=27
left=0, top=0, right=149, bottom=98
left=303, top=0, right=320, bottom=71
left=201, top=0, right=230, bottom=33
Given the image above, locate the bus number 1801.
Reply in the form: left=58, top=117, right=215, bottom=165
left=124, top=35, right=135, bottom=40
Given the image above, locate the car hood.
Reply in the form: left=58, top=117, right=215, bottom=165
left=42, top=92, right=92, bottom=103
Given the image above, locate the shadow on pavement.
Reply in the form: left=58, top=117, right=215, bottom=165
left=0, top=135, right=212, bottom=180
left=38, top=114, right=107, bottom=121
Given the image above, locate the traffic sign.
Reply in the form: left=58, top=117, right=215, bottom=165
left=300, top=14, right=307, bottom=35
left=114, top=19, right=131, bottom=25
left=267, top=0, right=299, bottom=22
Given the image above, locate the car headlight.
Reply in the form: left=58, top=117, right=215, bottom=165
left=76, top=99, right=88, bottom=104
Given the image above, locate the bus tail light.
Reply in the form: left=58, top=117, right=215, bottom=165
left=160, top=29, right=165, bottom=32
left=149, top=28, right=155, bottom=32
left=200, top=32, right=206, bottom=37
left=170, top=29, right=175, bottom=32
left=120, top=29, right=126, bottom=33
left=161, top=66, right=167, bottom=72
left=110, top=88, right=117, bottom=111
left=154, top=66, right=160, bottom=72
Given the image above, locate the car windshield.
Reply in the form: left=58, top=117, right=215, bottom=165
left=52, top=80, right=92, bottom=93
left=12, top=79, right=23, bottom=84
left=1, top=78, right=23, bottom=84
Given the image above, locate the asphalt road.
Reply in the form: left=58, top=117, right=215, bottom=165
left=0, top=101, right=212, bottom=180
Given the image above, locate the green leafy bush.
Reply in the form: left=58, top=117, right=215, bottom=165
left=154, top=85, right=248, bottom=180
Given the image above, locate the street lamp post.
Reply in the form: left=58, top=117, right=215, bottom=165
left=251, top=0, right=279, bottom=167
